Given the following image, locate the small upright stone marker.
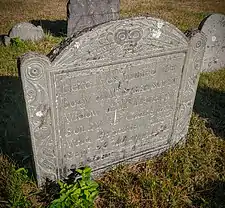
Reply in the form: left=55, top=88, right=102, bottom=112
left=199, top=13, right=225, bottom=72
left=67, top=0, right=120, bottom=37
left=19, top=17, right=206, bottom=186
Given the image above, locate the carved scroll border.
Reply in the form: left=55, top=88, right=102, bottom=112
left=171, top=32, right=207, bottom=145
left=20, top=52, right=57, bottom=186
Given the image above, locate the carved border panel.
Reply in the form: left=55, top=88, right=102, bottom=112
left=20, top=53, right=58, bottom=186
left=172, top=32, right=206, bottom=144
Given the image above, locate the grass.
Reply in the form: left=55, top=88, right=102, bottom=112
left=0, top=0, right=225, bottom=207
left=0, top=155, right=41, bottom=208
left=96, top=113, right=225, bottom=207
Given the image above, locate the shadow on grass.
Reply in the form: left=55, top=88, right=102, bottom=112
left=194, top=86, right=225, bottom=139
left=192, top=180, right=225, bottom=208
left=0, top=76, right=34, bottom=172
left=31, top=20, right=67, bottom=37
left=0, top=34, right=7, bottom=45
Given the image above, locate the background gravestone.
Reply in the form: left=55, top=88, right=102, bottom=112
left=4, top=22, right=45, bottom=46
left=19, top=17, right=206, bottom=186
left=199, top=13, right=225, bottom=72
left=67, top=0, right=120, bottom=37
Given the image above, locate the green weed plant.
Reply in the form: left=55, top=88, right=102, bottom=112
left=10, top=37, right=27, bottom=48
left=50, top=167, right=99, bottom=208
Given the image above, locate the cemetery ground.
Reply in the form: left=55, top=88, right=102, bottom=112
left=0, top=0, right=225, bottom=207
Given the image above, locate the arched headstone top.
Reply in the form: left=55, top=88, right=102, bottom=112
left=198, top=13, right=225, bottom=72
left=198, top=13, right=225, bottom=30
left=49, top=17, right=189, bottom=67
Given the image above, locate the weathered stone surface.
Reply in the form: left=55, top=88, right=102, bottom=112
left=67, top=0, right=120, bottom=37
left=19, top=17, right=206, bottom=186
left=199, top=13, right=225, bottom=72
left=4, top=22, right=45, bottom=45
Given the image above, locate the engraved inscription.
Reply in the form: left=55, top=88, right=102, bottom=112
left=53, top=53, right=185, bottom=170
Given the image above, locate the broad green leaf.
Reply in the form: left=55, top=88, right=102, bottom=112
left=76, top=168, right=83, bottom=174
left=84, top=167, right=92, bottom=174
left=84, top=190, right=90, bottom=197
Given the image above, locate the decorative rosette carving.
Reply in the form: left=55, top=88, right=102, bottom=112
left=21, top=53, right=50, bottom=81
left=25, top=62, right=44, bottom=80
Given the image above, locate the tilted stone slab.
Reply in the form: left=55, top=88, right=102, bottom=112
left=67, top=0, right=120, bottom=37
left=19, top=17, right=206, bottom=186
left=199, top=13, right=225, bottom=72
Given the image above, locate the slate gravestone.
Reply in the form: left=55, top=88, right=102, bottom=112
left=19, top=17, right=206, bottom=186
left=199, top=13, right=225, bottom=72
left=67, top=0, right=120, bottom=37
